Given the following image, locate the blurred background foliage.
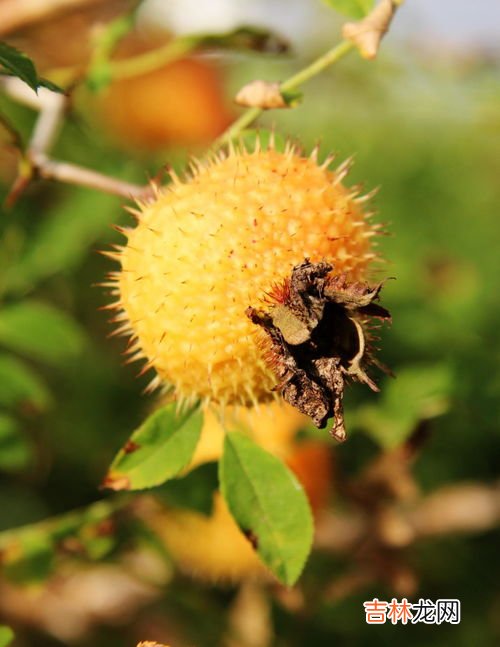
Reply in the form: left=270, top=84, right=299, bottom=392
left=0, top=0, right=499, bottom=645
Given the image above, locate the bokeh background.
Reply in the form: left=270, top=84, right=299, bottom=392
left=0, top=1, right=499, bottom=645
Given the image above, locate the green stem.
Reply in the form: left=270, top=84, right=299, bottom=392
left=50, top=35, right=198, bottom=88
left=90, top=13, right=136, bottom=72
left=215, top=107, right=263, bottom=148
left=109, top=36, right=197, bottom=81
left=214, top=39, right=355, bottom=149
left=280, top=39, right=354, bottom=92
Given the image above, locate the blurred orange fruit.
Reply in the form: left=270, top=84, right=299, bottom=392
left=98, top=56, right=233, bottom=150
left=8, top=13, right=233, bottom=152
left=286, top=441, right=333, bottom=513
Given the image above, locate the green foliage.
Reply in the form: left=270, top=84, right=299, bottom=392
left=0, top=627, right=14, bottom=647
left=352, top=364, right=453, bottom=449
left=0, top=354, right=51, bottom=411
left=0, top=499, right=123, bottom=584
left=0, top=414, right=30, bottom=471
left=0, top=301, right=86, bottom=365
left=220, top=432, right=313, bottom=586
left=3, top=526, right=54, bottom=583
left=281, top=89, right=304, bottom=107
left=323, top=0, right=374, bottom=19
left=105, top=402, right=203, bottom=490
left=3, top=188, right=120, bottom=295
left=0, top=41, right=62, bottom=93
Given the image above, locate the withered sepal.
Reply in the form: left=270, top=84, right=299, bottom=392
left=246, top=260, right=391, bottom=441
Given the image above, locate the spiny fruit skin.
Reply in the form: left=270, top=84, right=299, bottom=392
left=108, top=142, right=378, bottom=405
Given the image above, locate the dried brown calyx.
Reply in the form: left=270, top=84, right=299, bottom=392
left=246, top=260, right=391, bottom=442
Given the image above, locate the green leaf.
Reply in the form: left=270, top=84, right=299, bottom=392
left=0, top=354, right=51, bottom=411
left=0, top=301, right=86, bottom=365
left=155, top=462, right=218, bottom=516
left=198, top=26, right=289, bottom=55
left=354, top=364, right=453, bottom=449
left=37, top=77, right=64, bottom=93
left=281, top=89, right=304, bottom=108
left=323, top=0, right=374, bottom=19
left=0, top=626, right=14, bottom=647
left=0, top=41, right=39, bottom=91
left=0, top=414, right=31, bottom=471
left=105, top=402, right=203, bottom=490
left=0, top=41, right=63, bottom=93
left=219, top=432, right=313, bottom=586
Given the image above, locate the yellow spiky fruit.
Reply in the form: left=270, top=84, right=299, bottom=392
left=107, top=140, right=378, bottom=405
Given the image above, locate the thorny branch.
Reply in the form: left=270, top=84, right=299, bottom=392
left=29, top=154, right=152, bottom=199
left=1, top=76, right=153, bottom=205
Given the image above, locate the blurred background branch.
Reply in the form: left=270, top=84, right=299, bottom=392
left=1, top=77, right=154, bottom=203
